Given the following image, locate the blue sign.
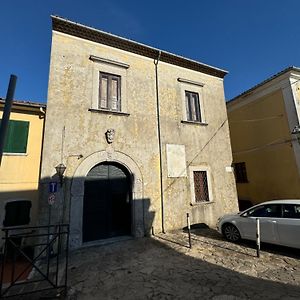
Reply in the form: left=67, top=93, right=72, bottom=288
left=49, top=182, right=58, bottom=193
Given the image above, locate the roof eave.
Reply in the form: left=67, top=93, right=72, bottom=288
left=51, top=15, right=228, bottom=79
left=227, top=66, right=300, bottom=105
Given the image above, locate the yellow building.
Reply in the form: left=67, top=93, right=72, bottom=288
left=227, top=67, right=300, bottom=209
left=0, top=99, right=45, bottom=236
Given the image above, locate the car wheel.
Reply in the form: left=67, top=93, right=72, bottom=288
left=223, top=224, right=241, bottom=242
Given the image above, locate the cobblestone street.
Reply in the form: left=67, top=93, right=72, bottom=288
left=66, top=228, right=300, bottom=300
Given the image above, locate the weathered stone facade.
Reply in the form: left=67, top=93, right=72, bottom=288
left=39, top=16, right=238, bottom=249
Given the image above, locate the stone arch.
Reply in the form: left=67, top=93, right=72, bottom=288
left=69, top=150, right=144, bottom=249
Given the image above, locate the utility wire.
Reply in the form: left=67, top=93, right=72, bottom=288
left=230, top=114, right=283, bottom=123
left=233, top=138, right=297, bottom=155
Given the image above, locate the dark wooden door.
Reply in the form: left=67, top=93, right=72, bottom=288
left=82, top=162, right=131, bottom=242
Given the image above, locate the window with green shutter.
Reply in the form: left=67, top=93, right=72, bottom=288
left=0, top=119, right=30, bottom=153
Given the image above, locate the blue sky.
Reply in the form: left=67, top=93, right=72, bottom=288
left=1, top=0, right=300, bottom=103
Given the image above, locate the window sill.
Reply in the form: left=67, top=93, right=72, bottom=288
left=190, top=201, right=214, bottom=206
left=3, top=153, right=28, bottom=156
left=88, top=108, right=130, bottom=116
left=181, top=120, right=208, bottom=126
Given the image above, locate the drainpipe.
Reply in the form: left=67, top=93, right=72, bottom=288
left=154, top=51, right=165, bottom=233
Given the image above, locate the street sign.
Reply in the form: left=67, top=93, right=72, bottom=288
left=48, top=193, right=56, bottom=205
left=49, top=182, right=58, bottom=193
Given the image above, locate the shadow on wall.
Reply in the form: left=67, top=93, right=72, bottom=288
left=38, top=172, right=155, bottom=247
left=0, top=189, right=40, bottom=248
left=67, top=234, right=300, bottom=299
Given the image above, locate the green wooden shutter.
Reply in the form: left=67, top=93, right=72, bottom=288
left=0, top=119, right=29, bottom=153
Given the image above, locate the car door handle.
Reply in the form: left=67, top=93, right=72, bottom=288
left=270, top=220, right=277, bottom=223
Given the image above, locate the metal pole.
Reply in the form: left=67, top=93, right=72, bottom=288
left=64, top=225, right=70, bottom=296
left=47, top=205, right=52, bottom=277
left=0, top=75, right=17, bottom=165
left=256, top=218, right=260, bottom=258
left=187, top=213, right=192, bottom=249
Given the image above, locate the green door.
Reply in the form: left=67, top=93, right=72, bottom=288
left=82, top=162, right=131, bottom=242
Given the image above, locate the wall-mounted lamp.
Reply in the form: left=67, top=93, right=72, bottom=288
left=292, top=125, right=300, bottom=144
left=292, top=125, right=300, bottom=135
left=55, top=163, right=66, bottom=186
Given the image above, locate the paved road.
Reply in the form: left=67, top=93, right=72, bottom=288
left=66, top=228, right=300, bottom=300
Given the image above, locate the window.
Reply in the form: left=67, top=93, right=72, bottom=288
left=185, top=91, right=201, bottom=122
left=245, top=204, right=281, bottom=218
left=99, top=72, right=121, bottom=111
left=0, top=119, right=29, bottom=153
left=193, top=171, right=209, bottom=202
left=233, top=162, right=248, bottom=183
left=3, top=200, right=31, bottom=227
left=283, top=204, right=300, bottom=219
left=90, top=55, right=129, bottom=114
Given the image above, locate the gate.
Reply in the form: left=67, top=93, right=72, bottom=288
left=0, top=224, right=69, bottom=298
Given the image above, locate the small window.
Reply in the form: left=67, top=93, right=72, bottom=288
left=99, top=72, right=121, bottom=111
left=233, top=162, right=248, bottom=183
left=193, top=171, right=209, bottom=202
left=3, top=200, right=31, bottom=227
left=0, top=119, right=29, bottom=153
left=283, top=204, right=300, bottom=219
left=246, top=204, right=281, bottom=218
left=185, top=91, right=201, bottom=122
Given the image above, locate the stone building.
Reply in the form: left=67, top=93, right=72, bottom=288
left=39, top=16, right=238, bottom=249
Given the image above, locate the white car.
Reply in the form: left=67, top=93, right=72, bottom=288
left=217, top=200, right=300, bottom=249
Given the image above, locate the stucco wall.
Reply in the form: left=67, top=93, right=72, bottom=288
left=228, top=89, right=300, bottom=204
left=40, top=31, right=238, bottom=247
left=0, top=108, right=45, bottom=246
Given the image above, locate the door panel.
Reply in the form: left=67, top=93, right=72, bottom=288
left=238, top=204, right=281, bottom=243
left=82, top=162, right=131, bottom=243
left=238, top=217, right=278, bottom=243
left=277, top=204, right=300, bottom=248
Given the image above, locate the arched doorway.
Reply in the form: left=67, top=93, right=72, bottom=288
left=82, top=162, right=132, bottom=242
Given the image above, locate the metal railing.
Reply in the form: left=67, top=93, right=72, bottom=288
left=0, top=224, right=69, bottom=298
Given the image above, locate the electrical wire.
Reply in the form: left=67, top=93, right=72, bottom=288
left=233, top=138, right=297, bottom=155
left=230, top=114, right=283, bottom=123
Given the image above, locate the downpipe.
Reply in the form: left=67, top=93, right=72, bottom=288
left=154, top=50, right=165, bottom=234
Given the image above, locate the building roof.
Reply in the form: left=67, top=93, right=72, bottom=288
left=52, top=15, right=228, bottom=79
left=0, top=98, right=46, bottom=110
left=228, top=66, right=300, bottom=104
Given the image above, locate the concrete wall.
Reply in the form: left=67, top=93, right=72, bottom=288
left=228, top=88, right=300, bottom=205
left=40, top=30, right=238, bottom=248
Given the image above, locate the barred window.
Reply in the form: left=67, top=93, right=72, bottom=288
left=3, top=200, right=31, bottom=227
left=233, top=162, right=248, bottom=183
left=99, top=72, right=121, bottom=111
left=193, top=171, right=209, bottom=202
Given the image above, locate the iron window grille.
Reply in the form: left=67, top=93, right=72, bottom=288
left=193, top=171, right=209, bottom=202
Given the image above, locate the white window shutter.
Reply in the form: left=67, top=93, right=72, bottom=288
left=100, top=76, right=108, bottom=109
left=111, top=78, right=118, bottom=110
